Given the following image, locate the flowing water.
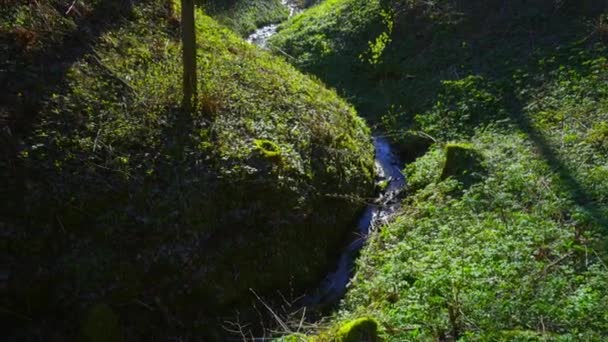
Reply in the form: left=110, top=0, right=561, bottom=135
left=247, top=0, right=300, bottom=48
left=302, top=137, right=406, bottom=306
left=247, top=3, right=406, bottom=308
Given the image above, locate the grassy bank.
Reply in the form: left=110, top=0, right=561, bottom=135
left=273, top=0, right=608, bottom=340
left=0, top=1, right=374, bottom=340
left=199, top=0, right=289, bottom=36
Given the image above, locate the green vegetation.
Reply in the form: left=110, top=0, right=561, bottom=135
left=4, top=0, right=608, bottom=340
left=335, top=317, right=378, bottom=342
left=273, top=0, right=608, bottom=340
left=199, top=0, right=289, bottom=36
left=440, top=142, right=485, bottom=188
left=1, top=0, right=374, bottom=339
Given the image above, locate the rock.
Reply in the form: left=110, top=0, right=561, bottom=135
left=441, top=142, right=485, bottom=187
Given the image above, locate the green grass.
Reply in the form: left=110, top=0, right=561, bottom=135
left=1, top=0, right=374, bottom=339
left=199, top=0, right=289, bottom=36
left=273, top=0, right=608, bottom=340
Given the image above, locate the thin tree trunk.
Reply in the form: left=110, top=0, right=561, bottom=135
left=181, top=0, right=197, bottom=113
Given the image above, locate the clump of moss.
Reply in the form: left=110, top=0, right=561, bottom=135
left=81, top=304, right=122, bottom=342
left=276, top=333, right=309, bottom=341
left=441, top=142, right=485, bottom=187
left=587, top=121, right=608, bottom=152
left=377, top=179, right=389, bottom=192
left=254, top=138, right=282, bottom=159
left=336, top=317, right=378, bottom=342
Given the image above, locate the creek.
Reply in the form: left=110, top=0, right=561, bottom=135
left=247, top=1, right=406, bottom=308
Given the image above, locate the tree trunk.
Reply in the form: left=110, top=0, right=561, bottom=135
left=181, top=0, right=197, bottom=113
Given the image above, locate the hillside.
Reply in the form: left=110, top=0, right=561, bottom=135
left=199, top=0, right=289, bottom=36
left=0, top=1, right=375, bottom=340
left=3, top=0, right=608, bottom=340
left=272, top=0, right=608, bottom=340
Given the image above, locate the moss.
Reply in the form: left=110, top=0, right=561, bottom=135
left=336, top=317, right=378, bottom=342
left=277, top=333, right=309, bottom=341
left=82, top=304, right=122, bottom=342
left=254, top=138, right=282, bottom=159
left=441, top=142, right=485, bottom=187
left=377, top=179, right=389, bottom=192
left=587, top=121, right=608, bottom=152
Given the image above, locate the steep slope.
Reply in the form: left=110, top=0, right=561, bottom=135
left=0, top=0, right=374, bottom=340
left=272, top=0, right=608, bottom=340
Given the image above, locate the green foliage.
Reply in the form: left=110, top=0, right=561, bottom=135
left=269, top=0, right=385, bottom=96
left=440, top=142, right=485, bottom=188
left=276, top=333, right=309, bottom=341
left=587, top=122, right=608, bottom=152
left=199, top=0, right=289, bottom=36
left=342, top=131, right=608, bottom=340
left=2, top=0, right=375, bottom=339
left=273, top=1, right=608, bottom=341
left=415, top=76, right=506, bottom=140
left=404, top=146, right=443, bottom=192
left=360, top=9, right=394, bottom=65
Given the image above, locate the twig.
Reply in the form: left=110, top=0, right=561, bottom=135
left=592, top=249, right=608, bottom=271
left=270, top=46, right=296, bottom=60
left=222, top=319, right=251, bottom=342
left=89, top=45, right=139, bottom=97
left=135, top=299, right=154, bottom=311
left=296, top=307, right=306, bottom=333
left=250, top=288, right=291, bottom=334
left=92, top=128, right=102, bottom=152
left=65, top=0, right=77, bottom=15
left=533, top=252, right=574, bottom=280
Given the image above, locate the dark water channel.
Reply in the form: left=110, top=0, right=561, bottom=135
left=302, top=137, right=406, bottom=307
left=247, top=2, right=406, bottom=308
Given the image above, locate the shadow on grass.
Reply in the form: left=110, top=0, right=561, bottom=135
left=0, top=0, right=141, bottom=221
left=507, top=95, right=608, bottom=230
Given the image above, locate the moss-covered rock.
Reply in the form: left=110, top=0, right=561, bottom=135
left=336, top=317, right=379, bottom=342
left=441, top=142, right=485, bottom=187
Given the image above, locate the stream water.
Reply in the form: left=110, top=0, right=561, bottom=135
left=247, top=0, right=300, bottom=48
left=247, top=2, right=406, bottom=308
left=302, top=137, right=406, bottom=306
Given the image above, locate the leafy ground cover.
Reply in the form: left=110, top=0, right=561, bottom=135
left=0, top=0, right=374, bottom=340
left=273, top=0, right=608, bottom=340
left=198, top=0, right=289, bottom=36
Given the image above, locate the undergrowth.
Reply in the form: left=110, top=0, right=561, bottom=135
left=1, top=0, right=374, bottom=340
left=199, top=0, right=289, bottom=36
left=273, top=0, right=608, bottom=341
